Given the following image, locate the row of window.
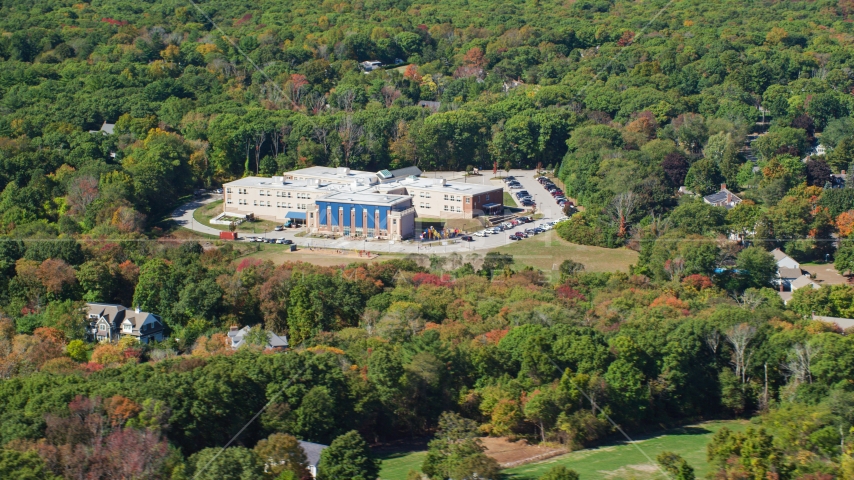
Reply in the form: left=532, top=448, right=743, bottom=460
left=418, top=192, right=432, bottom=198
left=444, top=205, right=463, bottom=212
left=225, top=188, right=308, bottom=199
left=419, top=203, right=432, bottom=209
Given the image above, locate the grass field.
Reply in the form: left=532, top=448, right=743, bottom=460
left=492, top=230, right=638, bottom=276
left=504, top=420, right=749, bottom=480
left=242, top=243, right=400, bottom=267
left=378, top=450, right=427, bottom=480
left=193, top=200, right=282, bottom=233
left=376, top=420, right=748, bottom=480
left=504, top=191, right=518, bottom=208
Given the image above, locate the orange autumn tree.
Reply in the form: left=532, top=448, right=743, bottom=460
left=838, top=210, right=854, bottom=237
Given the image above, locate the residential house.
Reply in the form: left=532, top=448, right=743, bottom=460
left=790, top=274, right=819, bottom=292
left=811, top=313, right=854, bottom=332
left=703, top=184, right=742, bottom=209
left=86, top=303, right=165, bottom=343
left=360, top=60, right=382, bottom=73
left=88, top=122, right=115, bottom=135
left=299, top=441, right=328, bottom=478
left=772, top=248, right=800, bottom=270
left=227, top=325, right=288, bottom=350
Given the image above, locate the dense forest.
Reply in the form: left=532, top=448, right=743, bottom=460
left=4, top=0, right=854, bottom=478
left=2, top=246, right=854, bottom=479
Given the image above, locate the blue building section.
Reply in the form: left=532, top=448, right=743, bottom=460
left=315, top=201, right=392, bottom=229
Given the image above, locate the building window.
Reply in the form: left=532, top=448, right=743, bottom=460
left=276, top=191, right=280, bottom=197
left=227, top=199, right=232, bottom=204
left=485, top=194, right=490, bottom=201
left=123, top=324, right=132, bottom=333
left=466, top=197, right=470, bottom=204
left=444, top=194, right=449, bottom=200
left=253, top=200, right=257, bottom=206
left=367, top=228, right=374, bottom=237
left=393, top=219, right=397, bottom=225
left=344, top=226, right=351, bottom=236
left=310, top=212, right=314, bottom=218
left=419, top=192, right=424, bottom=198
left=226, top=188, right=232, bottom=193
left=425, top=193, right=430, bottom=198
left=99, top=324, right=106, bottom=331
left=457, top=206, right=462, bottom=212
left=444, top=205, right=449, bottom=211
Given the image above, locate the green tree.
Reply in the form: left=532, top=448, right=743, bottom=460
left=0, top=449, right=58, bottom=480
left=558, top=259, right=585, bottom=280
left=539, top=465, right=580, bottom=480
left=735, top=247, right=777, bottom=289
left=66, top=339, right=88, bottom=362
left=423, top=412, right=498, bottom=480
left=317, top=431, right=379, bottom=480
left=187, top=447, right=265, bottom=480
left=253, top=433, right=310, bottom=480
left=656, top=451, right=695, bottom=480
left=835, top=240, right=854, bottom=275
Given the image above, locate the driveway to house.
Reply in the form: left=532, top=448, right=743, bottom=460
left=174, top=170, right=567, bottom=255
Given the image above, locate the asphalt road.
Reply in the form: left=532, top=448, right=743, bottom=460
left=174, top=170, right=567, bottom=255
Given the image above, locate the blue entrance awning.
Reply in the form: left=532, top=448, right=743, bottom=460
left=483, top=203, right=501, bottom=209
left=285, top=212, right=307, bottom=219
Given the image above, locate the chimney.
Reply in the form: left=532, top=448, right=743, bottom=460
left=229, top=325, right=239, bottom=333
left=721, top=183, right=726, bottom=191
left=727, top=190, right=732, bottom=204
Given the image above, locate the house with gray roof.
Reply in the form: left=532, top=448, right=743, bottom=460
left=299, top=441, right=328, bottom=478
left=227, top=325, right=288, bottom=351
left=703, top=184, right=742, bottom=210
left=86, top=303, right=164, bottom=344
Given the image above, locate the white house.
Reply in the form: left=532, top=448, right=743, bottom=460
left=703, top=184, right=742, bottom=210
left=771, top=248, right=800, bottom=270
left=790, top=274, right=819, bottom=292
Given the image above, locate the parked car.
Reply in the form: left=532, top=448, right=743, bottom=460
left=274, top=225, right=284, bottom=231
left=460, top=235, right=474, bottom=242
left=504, top=176, right=516, bottom=182
left=509, top=235, right=520, bottom=241
left=515, top=231, right=528, bottom=238
left=474, top=230, right=489, bottom=237
left=276, top=239, right=293, bottom=245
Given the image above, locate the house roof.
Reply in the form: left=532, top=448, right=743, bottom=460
left=778, top=267, right=802, bottom=279
left=86, top=303, right=127, bottom=326
left=812, top=314, right=854, bottom=331
left=771, top=248, right=792, bottom=263
left=702, top=189, right=741, bottom=207
left=299, top=441, right=328, bottom=467
left=121, top=311, right=162, bottom=337
left=229, top=326, right=289, bottom=349
left=791, top=275, right=819, bottom=290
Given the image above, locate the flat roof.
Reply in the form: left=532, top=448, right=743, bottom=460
left=318, top=191, right=411, bottom=206
left=223, top=176, right=338, bottom=193
left=378, top=177, right=502, bottom=195
left=285, top=166, right=378, bottom=184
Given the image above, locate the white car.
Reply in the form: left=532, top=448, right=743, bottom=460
left=474, top=230, right=489, bottom=237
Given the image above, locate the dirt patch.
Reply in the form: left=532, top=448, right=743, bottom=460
left=802, top=263, right=848, bottom=286
left=602, top=463, right=662, bottom=479
left=481, top=437, right=568, bottom=468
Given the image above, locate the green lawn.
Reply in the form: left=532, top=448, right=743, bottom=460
left=503, top=191, right=518, bottom=208
left=504, top=420, right=749, bottom=480
left=492, top=231, right=638, bottom=276
left=378, top=450, right=427, bottom=480
left=193, top=200, right=282, bottom=233
left=376, top=421, right=747, bottom=480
